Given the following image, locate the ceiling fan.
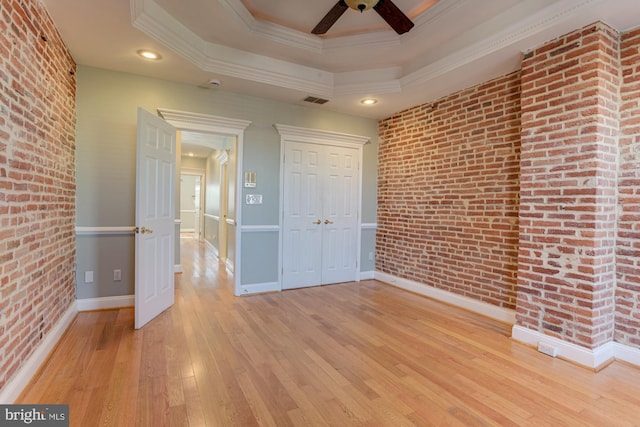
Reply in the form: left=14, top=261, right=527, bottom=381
left=312, top=0, right=414, bottom=35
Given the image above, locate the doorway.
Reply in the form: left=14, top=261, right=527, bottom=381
left=159, top=108, right=251, bottom=297
left=179, top=173, right=203, bottom=240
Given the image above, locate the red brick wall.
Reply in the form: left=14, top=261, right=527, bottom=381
left=0, top=0, right=76, bottom=391
left=516, top=22, right=620, bottom=349
left=377, top=72, right=521, bottom=309
left=616, top=28, right=640, bottom=347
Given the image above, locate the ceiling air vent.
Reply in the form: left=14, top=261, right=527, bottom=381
left=304, top=96, right=329, bottom=105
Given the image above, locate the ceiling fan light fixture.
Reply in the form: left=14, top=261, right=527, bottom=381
left=344, top=0, right=379, bottom=12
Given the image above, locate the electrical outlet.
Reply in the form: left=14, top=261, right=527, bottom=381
left=368, top=252, right=374, bottom=261
left=538, top=341, right=558, bottom=357
left=84, top=271, right=94, bottom=283
left=113, top=269, right=122, bottom=281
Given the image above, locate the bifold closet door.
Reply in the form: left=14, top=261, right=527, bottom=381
left=282, top=141, right=359, bottom=289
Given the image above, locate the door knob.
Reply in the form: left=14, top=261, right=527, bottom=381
left=313, top=219, right=322, bottom=225
left=324, top=219, right=334, bottom=225
left=136, top=226, right=154, bottom=234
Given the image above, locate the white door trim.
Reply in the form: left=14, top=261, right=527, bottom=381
left=275, top=124, right=369, bottom=291
left=159, top=108, right=251, bottom=297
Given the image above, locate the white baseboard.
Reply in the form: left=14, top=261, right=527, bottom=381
left=0, top=301, right=78, bottom=404
left=225, top=259, right=234, bottom=274
left=76, top=295, right=134, bottom=311
left=375, top=271, right=516, bottom=324
left=613, top=342, right=640, bottom=367
left=512, top=326, right=640, bottom=370
left=359, top=271, right=375, bottom=280
left=511, top=325, right=617, bottom=369
left=238, top=281, right=280, bottom=296
left=174, top=264, right=183, bottom=273
left=204, top=239, right=219, bottom=258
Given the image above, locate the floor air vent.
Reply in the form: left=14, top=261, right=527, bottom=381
left=304, top=96, right=329, bottom=104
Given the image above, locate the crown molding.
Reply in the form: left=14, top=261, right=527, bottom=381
left=251, top=19, right=323, bottom=53
left=335, top=80, right=402, bottom=97
left=158, top=108, right=251, bottom=134
left=275, top=124, right=370, bottom=147
left=401, top=0, right=607, bottom=89
left=131, top=0, right=333, bottom=95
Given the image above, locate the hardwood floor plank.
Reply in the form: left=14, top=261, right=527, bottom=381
left=16, top=237, right=640, bottom=426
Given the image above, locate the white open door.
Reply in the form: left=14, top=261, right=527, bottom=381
left=135, top=108, right=176, bottom=329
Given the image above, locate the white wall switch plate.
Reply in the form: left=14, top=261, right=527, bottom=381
left=246, top=194, right=263, bottom=204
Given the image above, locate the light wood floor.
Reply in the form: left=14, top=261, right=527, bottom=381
left=18, top=238, right=640, bottom=426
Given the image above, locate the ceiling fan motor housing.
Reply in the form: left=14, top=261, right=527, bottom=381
left=345, top=0, right=379, bottom=12
left=312, top=0, right=412, bottom=35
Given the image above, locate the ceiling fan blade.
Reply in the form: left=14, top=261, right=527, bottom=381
left=312, top=1, right=349, bottom=34
left=373, top=0, right=414, bottom=35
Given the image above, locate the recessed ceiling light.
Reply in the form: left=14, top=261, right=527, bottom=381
left=137, top=49, right=162, bottom=60
left=361, top=98, right=378, bottom=106
left=188, top=152, right=194, bottom=157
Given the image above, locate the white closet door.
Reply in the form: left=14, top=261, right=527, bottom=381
left=282, top=142, right=323, bottom=289
left=282, top=141, right=359, bottom=289
left=321, top=146, right=359, bottom=284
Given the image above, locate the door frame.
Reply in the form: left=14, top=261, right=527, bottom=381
left=275, top=124, right=370, bottom=291
left=217, top=150, right=229, bottom=262
left=159, top=108, right=251, bottom=297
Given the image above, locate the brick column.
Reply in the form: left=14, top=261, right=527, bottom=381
left=615, top=28, right=640, bottom=347
left=516, top=23, right=620, bottom=349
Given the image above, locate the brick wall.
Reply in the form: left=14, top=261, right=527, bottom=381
left=0, top=0, right=76, bottom=391
left=616, top=28, right=640, bottom=347
left=377, top=21, right=640, bottom=353
left=377, top=72, right=521, bottom=309
left=517, top=23, right=620, bottom=349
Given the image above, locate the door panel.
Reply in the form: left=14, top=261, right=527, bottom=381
left=321, top=146, right=359, bottom=285
left=135, top=108, right=176, bottom=329
left=283, top=143, right=323, bottom=289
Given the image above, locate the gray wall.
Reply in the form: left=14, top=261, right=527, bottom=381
left=75, top=65, right=378, bottom=298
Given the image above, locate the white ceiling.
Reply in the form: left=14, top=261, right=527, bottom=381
left=42, top=0, right=640, bottom=120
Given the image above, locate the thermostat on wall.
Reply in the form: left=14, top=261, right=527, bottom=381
left=244, top=171, right=257, bottom=188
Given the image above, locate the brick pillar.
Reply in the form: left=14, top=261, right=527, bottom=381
left=615, top=28, right=640, bottom=347
left=516, top=23, right=620, bottom=349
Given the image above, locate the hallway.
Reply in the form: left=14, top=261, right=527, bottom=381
left=17, top=239, right=640, bottom=426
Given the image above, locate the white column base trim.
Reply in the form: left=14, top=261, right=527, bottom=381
left=0, top=301, right=78, bottom=403
left=613, top=342, right=640, bottom=367
left=76, top=295, right=134, bottom=311
left=174, top=264, right=183, bottom=273
left=511, top=325, right=640, bottom=370
left=375, top=271, right=516, bottom=324
left=511, top=325, right=615, bottom=369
